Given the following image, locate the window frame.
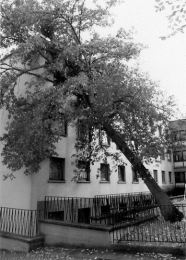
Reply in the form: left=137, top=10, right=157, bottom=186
left=77, top=160, right=90, bottom=182
left=132, top=168, right=139, bottom=183
left=118, top=165, right=126, bottom=183
left=49, top=157, right=65, bottom=181
left=161, top=170, right=166, bottom=184
left=153, top=170, right=158, bottom=183
left=100, top=163, right=110, bottom=182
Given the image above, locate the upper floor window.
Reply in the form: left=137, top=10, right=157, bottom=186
left=100, top=163, right=110, bottom=182
left=153, top=170, right=158, bottom=183
left=49, top=157, right=65, bottom=181
left=183, top=151, right=186, bottom=161
left=160, top=153, right=165, bottom=160
left=118, top=165, right=126, bottom=182
left=50, top=115, right=67, bottom=137
left=77, top=160, right=90, bottom=182
left=99, top=130, right=111, bottom=146
left=167, top=150, right=172, bottom=161
left=172, top=130, right=186, bottom=141
left=162, top=171, right=166, bottom=184
left=77, top=119, right=91, bottom=143
left=132, top=169, right=139, bottom=183
left=173, top=151, right=183, bottom=162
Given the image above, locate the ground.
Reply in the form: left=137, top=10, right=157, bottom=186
left=0, top=247, right=186, bottom=260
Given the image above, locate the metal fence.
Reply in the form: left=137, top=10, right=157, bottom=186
left=112, top=204, right=186, bottom=244
left=0, top=207, right=39, bottom=237
left=37, top=193, right=157, bottom=225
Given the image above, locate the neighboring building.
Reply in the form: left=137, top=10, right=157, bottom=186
left=169, top=119, right=186, bottom=189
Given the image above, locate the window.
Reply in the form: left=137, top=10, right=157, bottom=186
left=78, top=208, right=90, bottom=224
left=183, top=151, right=186, bottom=161
left=162, top=171, right=166, bottom=184
left=160, top=153, right=165, bottom=160
left=100, top=163, right=110, bottom=181
left=99, top=130, right=110, bottom=146
left=173, top=151, right=183, bottom=162
left=169, top=172, right=172, bottom=184
left=77, top=119, right=91, bottom=142
left=118, top=165, right=126, bottom=182
left=153, top=170, right=158, bottom=183
left=132, top=169, right=139, bottom=183
left=167, top=150, right=172, bottom=161
left=77, top=160, right=90, bottom=181
left=60, top=116, right=68, bottom=136
left=175, top=172, right=185, bottom=183
left=51, top=115, right=67, bottom=137
left=49, top=157, right=65, bottom=181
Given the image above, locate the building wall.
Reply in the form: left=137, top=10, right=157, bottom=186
left=29, top=124, right=174, bottom=209
left=0, top=110, right=32, bottom=209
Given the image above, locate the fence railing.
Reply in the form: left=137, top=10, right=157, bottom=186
left=112, top=204, right=186, bottom=244
left=0, top=207, right=39, bottom=237
left=37, top=193, right=157, bottom=225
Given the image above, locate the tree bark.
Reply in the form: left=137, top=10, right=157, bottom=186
left=103, top=122, right=183, bottom=222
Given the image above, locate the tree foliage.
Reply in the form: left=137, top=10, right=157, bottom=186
left=155, top=0, right=186, bottom=38
left=0, top=0, right=174, bottom=175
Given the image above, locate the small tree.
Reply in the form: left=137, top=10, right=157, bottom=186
left=0, top=0, right=183, bottom=221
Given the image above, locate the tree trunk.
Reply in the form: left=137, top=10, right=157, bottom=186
left=103, top=122, right=183, bottom=222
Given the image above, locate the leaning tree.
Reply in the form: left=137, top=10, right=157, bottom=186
left=0, top=0, right=183, bottom=221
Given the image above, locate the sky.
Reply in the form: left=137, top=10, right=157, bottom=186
left=102, top=0, right=186, bottom=119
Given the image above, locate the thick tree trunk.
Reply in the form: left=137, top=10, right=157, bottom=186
left=103, top=122, right=183, bottom=222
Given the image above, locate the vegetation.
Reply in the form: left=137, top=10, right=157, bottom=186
left=155, top=0, right=186, bottom=38
left=0, top=0, right=183, bottom=221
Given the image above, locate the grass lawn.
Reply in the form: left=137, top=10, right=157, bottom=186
left=0, top=247, right=185, bottom=260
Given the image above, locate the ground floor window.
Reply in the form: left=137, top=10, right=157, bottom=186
left=175, top=172, right=185, bottom=183
left=169, top=171, right=173, bottom=183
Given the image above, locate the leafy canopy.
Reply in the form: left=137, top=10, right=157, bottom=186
left=155, top=0, right=186, bottom=38
left=0, top=0, right=174, bottom=175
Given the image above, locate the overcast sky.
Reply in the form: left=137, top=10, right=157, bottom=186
left=105, top=0, right=186, bottom=119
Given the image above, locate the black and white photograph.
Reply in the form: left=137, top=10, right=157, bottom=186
left=0, top=0, right=186, bottom=259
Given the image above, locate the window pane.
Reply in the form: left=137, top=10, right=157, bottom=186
left=99, top=130, right=110, bottom=146
left=183, top=151, right=186, bottom=161
left=169, top=172, right=172, bottom=183
left=100, top=163, right=109, bottom=181
left=160, top=153, right=165, bottom=160
left=153, top=170, right=158, bottom=183
left=77, top=160, right=90, bottom=181
left=132, top=169, right=139, bottom=183
left=77, top=120, right=91, bottom=142
left=173, top=151, right=183, bottom=162
left=167, top=151, right=172, bottom=161
left=49, top=157, right=65, bottom=180
left=118, top=165, right=126, bottom=182
left=162, top=171, right=166, bottom=184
